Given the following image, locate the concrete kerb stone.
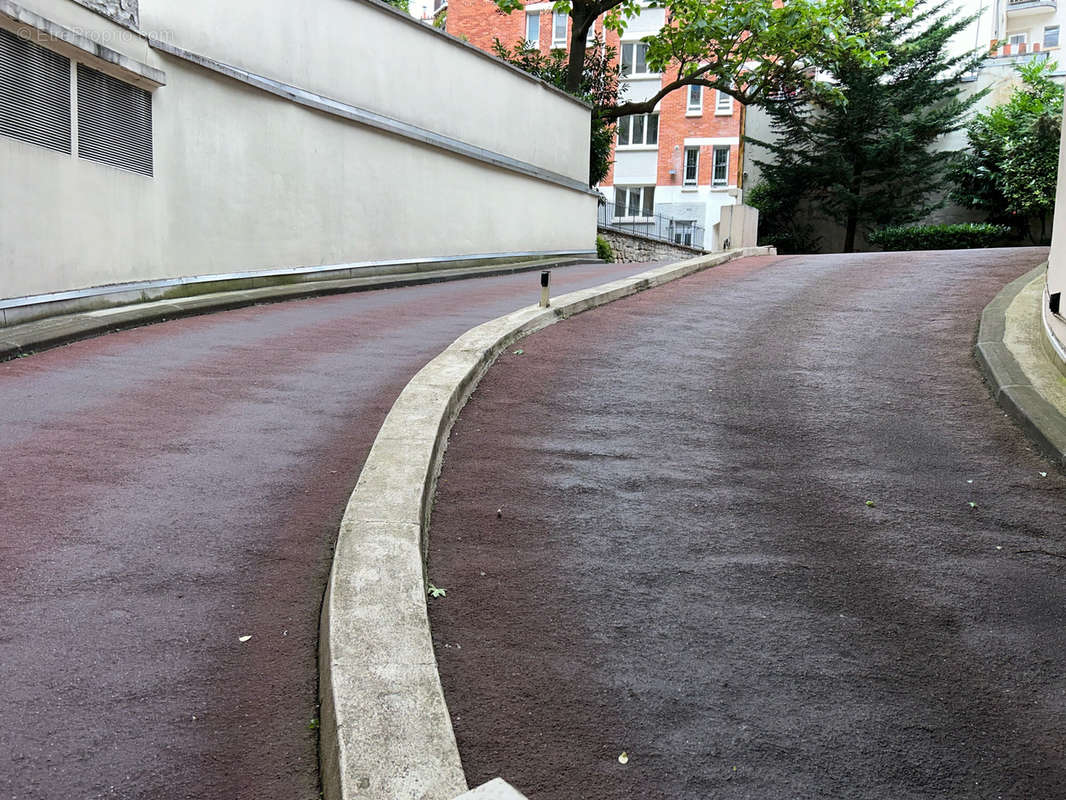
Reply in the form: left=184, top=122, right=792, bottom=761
left=318, top=245, right=773, bottom=800
left=975, top=263, right=1066, bottom=465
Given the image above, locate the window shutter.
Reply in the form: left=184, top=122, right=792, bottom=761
left=0, top=27, right=72, bottom=154
left=77, top=63, right=153, bottom=176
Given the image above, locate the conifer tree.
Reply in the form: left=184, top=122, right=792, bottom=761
left=749, top=1, right=984, bottom=253
left=491, top=0, right=910, bottom=117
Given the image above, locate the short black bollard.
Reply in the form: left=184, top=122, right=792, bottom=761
left=539, top=270, right=551, bottom=308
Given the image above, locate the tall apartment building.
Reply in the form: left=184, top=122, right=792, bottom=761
left=986, top=0, right=1063, bottom=58
left=931, top=0, right=1065, bottom=165
left=440, top=0, right=745, bottom=250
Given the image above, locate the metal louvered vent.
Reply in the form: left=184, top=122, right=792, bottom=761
left=77, top=63, right=152, bottom=176
left=0, top=27, right=72, bottom=154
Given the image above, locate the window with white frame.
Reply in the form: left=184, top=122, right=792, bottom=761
left=715, top=88, right=734, bottom=115
left=711, top=145, right=730, bottom=187
left=525, top=12, right=540, bottom=47
left=552, top=11, right=568, bottom=48
left=1045, top=25, right=1060, bottom=48
left=616, top=113, right=659, bottom=146
left=587, top=20, right=597, bottom=44
left=687, top=84, right=703, bottom=114
left=620, top=42, right=650, bottom=76
left=683, top=146, right=700, bottom=185
left=1008, top=33, right=1027, bottom=46
left=614, top=185, right=655, bottom=218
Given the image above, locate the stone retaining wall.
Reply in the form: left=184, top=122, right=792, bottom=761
left=599, top=228, right=706, bottom=264
left=74, top=0, right=137, bottom=26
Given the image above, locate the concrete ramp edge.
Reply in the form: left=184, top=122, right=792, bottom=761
left=975, top=263, right=1066, bottom=466
left=318, top=247, right=774, bottom=800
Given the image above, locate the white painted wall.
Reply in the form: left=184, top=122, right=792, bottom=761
left=1, top=0, right=597, bottom=301
left=1046, top=89, right=1066, bottom=358
left=613, top=150, right=658, bottom=183
left=138, top=0, right=590, bottom=181
left=621, top=7, right=665, bottom=36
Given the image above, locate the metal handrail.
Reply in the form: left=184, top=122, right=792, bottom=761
left=597, top=200, right=706, bottom=250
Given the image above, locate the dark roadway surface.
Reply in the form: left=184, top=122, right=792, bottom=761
left=0, top=260, right=655, bottom=800
left=427, top=248, right=1066, bottom=800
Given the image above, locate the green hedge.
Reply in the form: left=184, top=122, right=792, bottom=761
left=867, top=223, right=1012, bottom=251
left=596, top=234, right=614, bottom=263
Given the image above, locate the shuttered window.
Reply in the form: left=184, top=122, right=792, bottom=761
left=0, top=27, right=72, bottom=154
left=77, top=63, right=153, bottom=176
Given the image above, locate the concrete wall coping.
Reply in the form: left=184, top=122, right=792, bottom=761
left=148, top=37, right=596, bottom=197
left=54, top=0, right=589, bottom=111
left=318, top=246, right=774, bottom=800
left=975, top=263, right=1066, bottom=465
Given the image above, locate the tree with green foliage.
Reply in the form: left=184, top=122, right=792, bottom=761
left=491, top=39, right=621, bottom=185
left=748, top=0, right=985, bottom=253
left=949, top=58, right=1063, bottom=243
left=383, top=0, right=410, bottom=12
left=491, top=0, right=910, bottom=120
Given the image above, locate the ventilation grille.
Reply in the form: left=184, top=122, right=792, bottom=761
left=77, top=63, right=152, bottom=176
left=0, top=27, right=72, bottom=154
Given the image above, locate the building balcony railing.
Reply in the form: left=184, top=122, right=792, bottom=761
left=597, top=200, right=707, bottom=250
left=989, top=39, right=1059, bottom=57
left=1006, top=0, right=1056, bottom=14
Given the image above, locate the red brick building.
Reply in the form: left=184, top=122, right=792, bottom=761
left=438, top=0, right=746, bottom=250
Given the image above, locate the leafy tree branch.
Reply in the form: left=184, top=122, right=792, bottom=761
left=494, top=0, right=912, bottom=119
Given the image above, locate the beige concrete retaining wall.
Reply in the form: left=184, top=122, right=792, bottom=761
left=716, top=204, right=759, bottom=250
left=1, top=0, right=596, bottom=302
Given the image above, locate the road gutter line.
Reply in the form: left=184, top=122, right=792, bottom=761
left=318, top=246, right=774, bottom=800
left=0, top=256, right=593, bottom=361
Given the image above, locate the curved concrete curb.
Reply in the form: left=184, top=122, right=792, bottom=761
left=975, top=263, right=1066, bottom=465
left=318, top=246, right=774, bottom=800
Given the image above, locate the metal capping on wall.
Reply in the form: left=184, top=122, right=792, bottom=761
left=0, top=26, right=71, bottom=153
left=147, top=38, right=597, bottom=197
left=76, top=61, right=152, bottom=176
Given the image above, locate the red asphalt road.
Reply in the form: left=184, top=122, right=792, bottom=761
left=0, top=261, right=658, bottom=800
left=428, top=248, right=1066, bottom=799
